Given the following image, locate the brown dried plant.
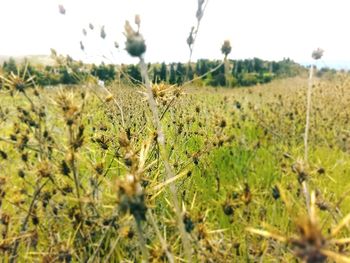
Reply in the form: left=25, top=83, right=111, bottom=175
left=247, top=188, right=350, bottom=262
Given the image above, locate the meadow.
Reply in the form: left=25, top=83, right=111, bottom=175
left=0, top=69, right=350, bottom=262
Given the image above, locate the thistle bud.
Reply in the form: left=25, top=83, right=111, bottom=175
left=100, top=26, right=106, bottom=39
left=312, top=48, right=324, bottom=60
left=58, top=5, right=66, bottom=15
left=124, top=20, right=146, bottom=57
left=221, top=40, right=232, bottom=57
left=80, top=41, right=85, bottom=51
left=187, top=27, right=195, bottom=48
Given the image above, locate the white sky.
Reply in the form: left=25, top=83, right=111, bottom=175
left=0, top=0, right=350, bottom=67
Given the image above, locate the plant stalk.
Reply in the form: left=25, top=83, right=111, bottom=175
left=139, top=57, right=192, bottom=262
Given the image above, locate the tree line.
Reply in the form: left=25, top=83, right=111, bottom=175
left=1, top=56, right=306, bottom=88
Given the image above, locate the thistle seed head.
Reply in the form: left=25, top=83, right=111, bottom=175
left=221, top=40, right=232, bottom=57
left=124, top=20, right=146, bottom=57
left=312, top=48, right=324, bottom=60
left=80, top=41, right=84, bottom=51
left=100, top=26, right=106, bottom=39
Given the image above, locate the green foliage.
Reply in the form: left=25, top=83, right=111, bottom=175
left=2, top=57, right=17, bottom=74
left=91, top=63, right=116, bottom=83
left=159, top=62, right=167, bottom=82
left=0, top=57, right=307, bottom=88
left=0, top=72, right=349, bottom=261
left=169, top=63, right=176, bottom=84
left=125, top=64, right=142, bottom=84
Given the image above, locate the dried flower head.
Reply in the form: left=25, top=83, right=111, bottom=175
left=0, top=64, right=35, bottom=94
left=221, top=40, right=232, bottom=57
left=124, top=20, right=146, bottom=57
left=100, top=26, right=106, bottom=39
left=139, top=83, right=182, bottom=105
left=187, top=27, right=195, bottom=48
left=247, top=190, right=350, bottom=262
left=80, top=41, right=84, bottom=51
left=312, top=48, right=324, bottom=60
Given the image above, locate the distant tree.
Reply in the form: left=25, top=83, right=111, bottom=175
left=159, top=62, right=167, bottom=82
left=210, top=73, right=226, bottom=87
left=152, top=67, right=160, bottom=83
left=253, top=57, right=264, bottom=73
left=127, top=65, right=142, bottom=84
left=59, top=66, right=78, bottom=85
left=198, top=59, right=209, bottom=77
left=169, top=63, right=176, bottom=84
left=195, top=62, right=201, bottom=76
left=175, top=63, right=186, bottom=85
left=187, top=64, right=194, bottom=81
left=3, top=57, right=17, bottom=74
left=91, top=63, right=116, bottom=82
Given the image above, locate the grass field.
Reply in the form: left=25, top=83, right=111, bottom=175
left=0, top=75, right=350, bottom=262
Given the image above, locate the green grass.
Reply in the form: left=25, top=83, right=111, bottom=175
left=0, top=76, right=350, bottom=261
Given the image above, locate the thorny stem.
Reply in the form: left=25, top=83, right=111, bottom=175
left=68, top=126, right=85, bottom=227
left=188, top=0, right=210, bottom=63
left=304, top=65, right=313, bottom=162
left=148, top=210, right=175, bottom=263
left=88, top=214, right=118, bottom=263
left=303, top=65, right=313, bottom=216
left=139, top=57, right=192, bottom=261
left=10, top=179, right=49, bottom=263
left=302, top=181, right=311, bottom=217
left=224, top=54, right=230, bottom=87
left=136, top=217, right=149, bottom=263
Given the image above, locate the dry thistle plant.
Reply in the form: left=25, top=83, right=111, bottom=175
left=187, top=0, right=208, bottom=62
left=305, top=48, right=324, bottom=162
left=247, top=188, right=350, bottom=262
left=0, top=63, right=35, bottom=96
left=221, top=40, right=232, bottom=87
left=124, top=15, right=192, bottom=262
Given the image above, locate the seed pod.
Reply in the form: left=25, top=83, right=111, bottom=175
left=80, top=41, right=84, bottom=51
left=272, top=185, right=280, bottom=200
left=312, top=48, right=324, bottom=60
left=183, top=213, right=195, bottom=233
left=0, top=150, right=7, bottom=159
left=223, top=201, right=234, bottom=216
left=124, top=21, right=146, bottom=57
left=221, top=40, right=232, bottom=57
left=187, top=27, right=195, bottom=48
left=100, top=26, right=106, bottom=39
